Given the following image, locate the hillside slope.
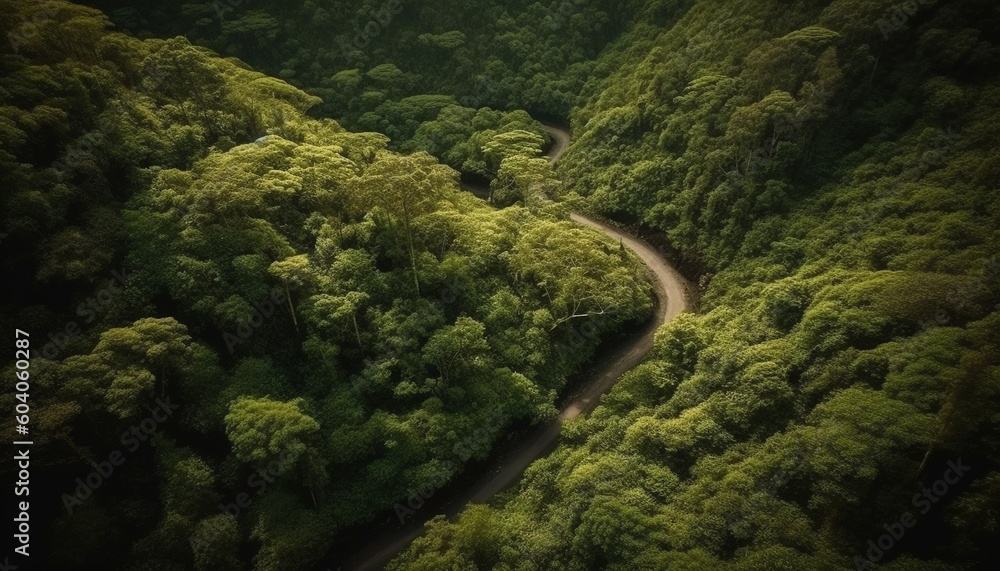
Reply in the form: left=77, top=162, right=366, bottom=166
left=387, top=0, right=1000, bottom=569
left=0, top=2, right=653, bottom=569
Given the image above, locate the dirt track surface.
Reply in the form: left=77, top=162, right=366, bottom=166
left=541, top=122, right=571, bottom=161
left=337, top=123, right=692, bottom=571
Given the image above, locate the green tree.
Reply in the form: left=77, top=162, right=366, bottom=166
left=352, top=151, right=458, bottom=294
left=224, top=396, right=320, bottom=468
left=60, top=317, right=193, bottom=419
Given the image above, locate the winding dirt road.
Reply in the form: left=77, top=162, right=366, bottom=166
left=541, top=123, right=691, bottom=418
left=333, top=123, right=692, bottom=571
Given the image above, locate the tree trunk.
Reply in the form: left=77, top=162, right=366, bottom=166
left=402, top=201, right=420, bottom=295
left=285, top=284, right=300, bottom=334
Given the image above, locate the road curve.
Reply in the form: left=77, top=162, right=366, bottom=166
left=541, top=121, right=571, bottom=161
left=548, top=124, right=690, bottom=418
left=337, top=122, right=692, bottom=571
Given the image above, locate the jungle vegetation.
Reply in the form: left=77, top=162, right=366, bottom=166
left=2, top=0, right=998, bottom=570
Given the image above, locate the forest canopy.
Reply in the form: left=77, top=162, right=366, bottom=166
left=0, top=1, right=651, bottom=568
left=2, top=0, right=999, bottom=570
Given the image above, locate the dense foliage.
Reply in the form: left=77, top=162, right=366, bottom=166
left=84, top=0, right=649, bottom=137
left=2, top=0, right=998, bottom=570
left=0, top=1, right=651, bottom=569
left=385, top=0, right=1000, bottom=570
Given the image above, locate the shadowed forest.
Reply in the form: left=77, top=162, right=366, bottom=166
left=1, top=0, right=998, bottom=570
